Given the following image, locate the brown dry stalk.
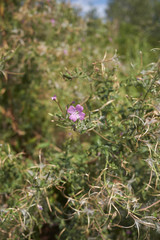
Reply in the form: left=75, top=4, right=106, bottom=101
left=138, top=199, right=160, bottom=212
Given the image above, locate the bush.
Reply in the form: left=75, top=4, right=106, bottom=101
left=0, top=0, right=160, bottom=239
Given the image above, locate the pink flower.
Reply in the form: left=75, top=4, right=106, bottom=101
left=67, top=104, right=85, bottom=122
left=37, top=204, right=43, bottom=210
left=51, top=19, right=55, bottom=26
left=51, top=95, right=57, bottom=101
left=108, top=37, right=113, bottom=42
left=63, top=49, right=68, bottom=55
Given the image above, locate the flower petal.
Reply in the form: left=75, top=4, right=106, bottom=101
left=76, top=104, right=83, bottom=112
left=79, top=112, right=85, bottom=120
left=67, top=106, right=75, bottom=114
left=69, top=113, right=78, bottom=122
left=51, top=95, right=57, bottom=101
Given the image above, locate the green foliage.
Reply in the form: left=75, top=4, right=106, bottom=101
left=0, top=0, right=160, bottom=239
left=107, top=0, right=153, bottom=26
left=48, top=53, right=160, bottom=239
left=106, top=0, right=160, bottom=49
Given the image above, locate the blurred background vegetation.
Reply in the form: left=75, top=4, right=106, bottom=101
left=0, top=0, right=160, bottom=239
